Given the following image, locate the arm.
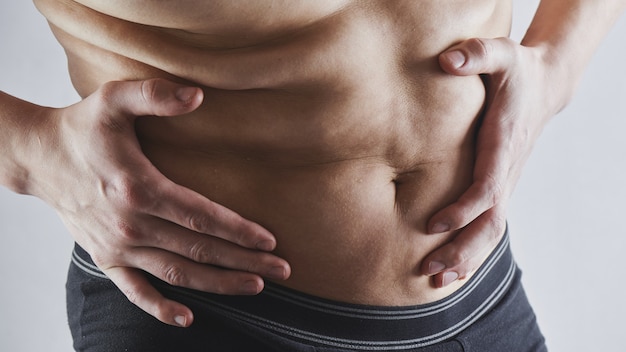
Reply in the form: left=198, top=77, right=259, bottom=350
left=422, top=0, right=626, bottom=287
left=0, top=79, right=290, bottom=326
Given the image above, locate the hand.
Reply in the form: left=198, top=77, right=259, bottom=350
left=421, top=38, right=567, bottom=287
left=28, top=78, right=290, bottom=326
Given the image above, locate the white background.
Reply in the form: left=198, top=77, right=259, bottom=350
left=1, top=1, right=625, bottom=351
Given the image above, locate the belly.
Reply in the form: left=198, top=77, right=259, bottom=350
left=134, top=75, right=483, bottom=304
left=37, top=0, right=511, bottom=305
left=140, top=136, right=477, bottom=305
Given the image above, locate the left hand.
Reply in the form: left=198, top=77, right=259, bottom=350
left=421, top=37, right=569, bottom=287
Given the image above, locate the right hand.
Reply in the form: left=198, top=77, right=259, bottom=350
left=28, top=78, right=291, bottom=327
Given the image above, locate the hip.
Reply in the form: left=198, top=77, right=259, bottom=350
left=67, top=227, right=547, bottom=351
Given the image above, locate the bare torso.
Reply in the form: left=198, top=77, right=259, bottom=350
left=35, top=0, right=512, bottom=305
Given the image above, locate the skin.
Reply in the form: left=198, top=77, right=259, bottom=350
left=33, top=0, right=512, bottom=321
left=39, top=0, right=511, bottom=298
left=423, top=0, right=626, bottom=282
left=0, top=0, right=624, bottom=329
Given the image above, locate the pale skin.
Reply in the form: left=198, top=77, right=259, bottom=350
left=0, top=0, right=624, bottom=330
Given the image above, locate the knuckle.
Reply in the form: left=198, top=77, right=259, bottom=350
left=114, top=175, right=152, bottom=210
left=188, top=241, right=219, bottom=263
left=208, top=272, right=249, bottom=295
left=449, top=206, right=471, bottom=229
left=163, top=264, right=188, bottom=287
left=151, top=301, right=172, bottom=323
left=121, top=283, right=170, bottom=323
left=246, top=254, right=277, bottom=275
left=479, top=175, right=504, bottom=207
left=123, top=289, right=139, bottom=305
left=187, top=212, right=215, bottom=234
left=244, top=254, right=265, bottom=274
left=121, top=284, right=142, bottom=306
left=448, top=249, right=469, bottom=268
left=444, top=200, right=477, bottom=229
left=140, top=79, right=160, bottom=105
left=231, top=218, right=254, bottom=245
left=115, top=220, right=143, bottom=242
left=488, top=186, right=503, bottom=206
left=487, top=214, right=507, bottom=241
left=466, top=38, right=490, bottom=60
left=208, top=276, right=230, bottom=295
left=246, top=261, right=256, bottom=274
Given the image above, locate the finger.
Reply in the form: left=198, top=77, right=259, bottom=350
left=104, top=266, right=194, bottom=327
left=126, top=247, right=272, bottom=295
left=421, top=207, right=506, bottom=288
left=94, top=148, right=279, bottom=252
left=137, top=219, right=290, bottom=279
left=428, top=102, right=513, bottom=234
left=148, top=181, right=279, bottom=251
left=427, top=147, right=508, bottom=233
left=439, top=37, right=517, bottom=76
left=93, top=78, right=204, bottom=120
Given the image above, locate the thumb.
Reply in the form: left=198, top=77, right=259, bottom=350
left=439, top=37, right=516, bottom=76
left=97, top=78, right=204, bottom=118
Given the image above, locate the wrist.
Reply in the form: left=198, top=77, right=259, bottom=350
left=524, top=42, right=579, bottom=115
left=0, top=93, right=57, bottom=195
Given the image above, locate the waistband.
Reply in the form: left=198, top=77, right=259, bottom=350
left=72, top=229, right=516, bottom=350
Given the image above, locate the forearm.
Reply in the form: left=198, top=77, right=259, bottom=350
left=0, top=91, right=50, bottom=194
left=522, top=0, right=626, bottom=108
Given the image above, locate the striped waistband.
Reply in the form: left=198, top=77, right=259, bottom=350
left=72, top=229, right=516, bottom=350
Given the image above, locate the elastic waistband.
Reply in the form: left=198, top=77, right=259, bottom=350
left=72, top=229, right=515, bottom=350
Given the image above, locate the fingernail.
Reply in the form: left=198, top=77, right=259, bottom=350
left=175, top=87, right=197, bottom=102
left=444, top=50, right=466, bottom=69
left=267, top=266, right=287, bottom=280
left=174, top=315, right=187, bottom=327
left=428, top=261, right=446, bottom=275
left=241, top=280, right=262, bottom=294
left=442, top=271, right=459, bottom=287
left=256, top=240, right=275, bottom=251
left=432, top=222, right=450, bottom=233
